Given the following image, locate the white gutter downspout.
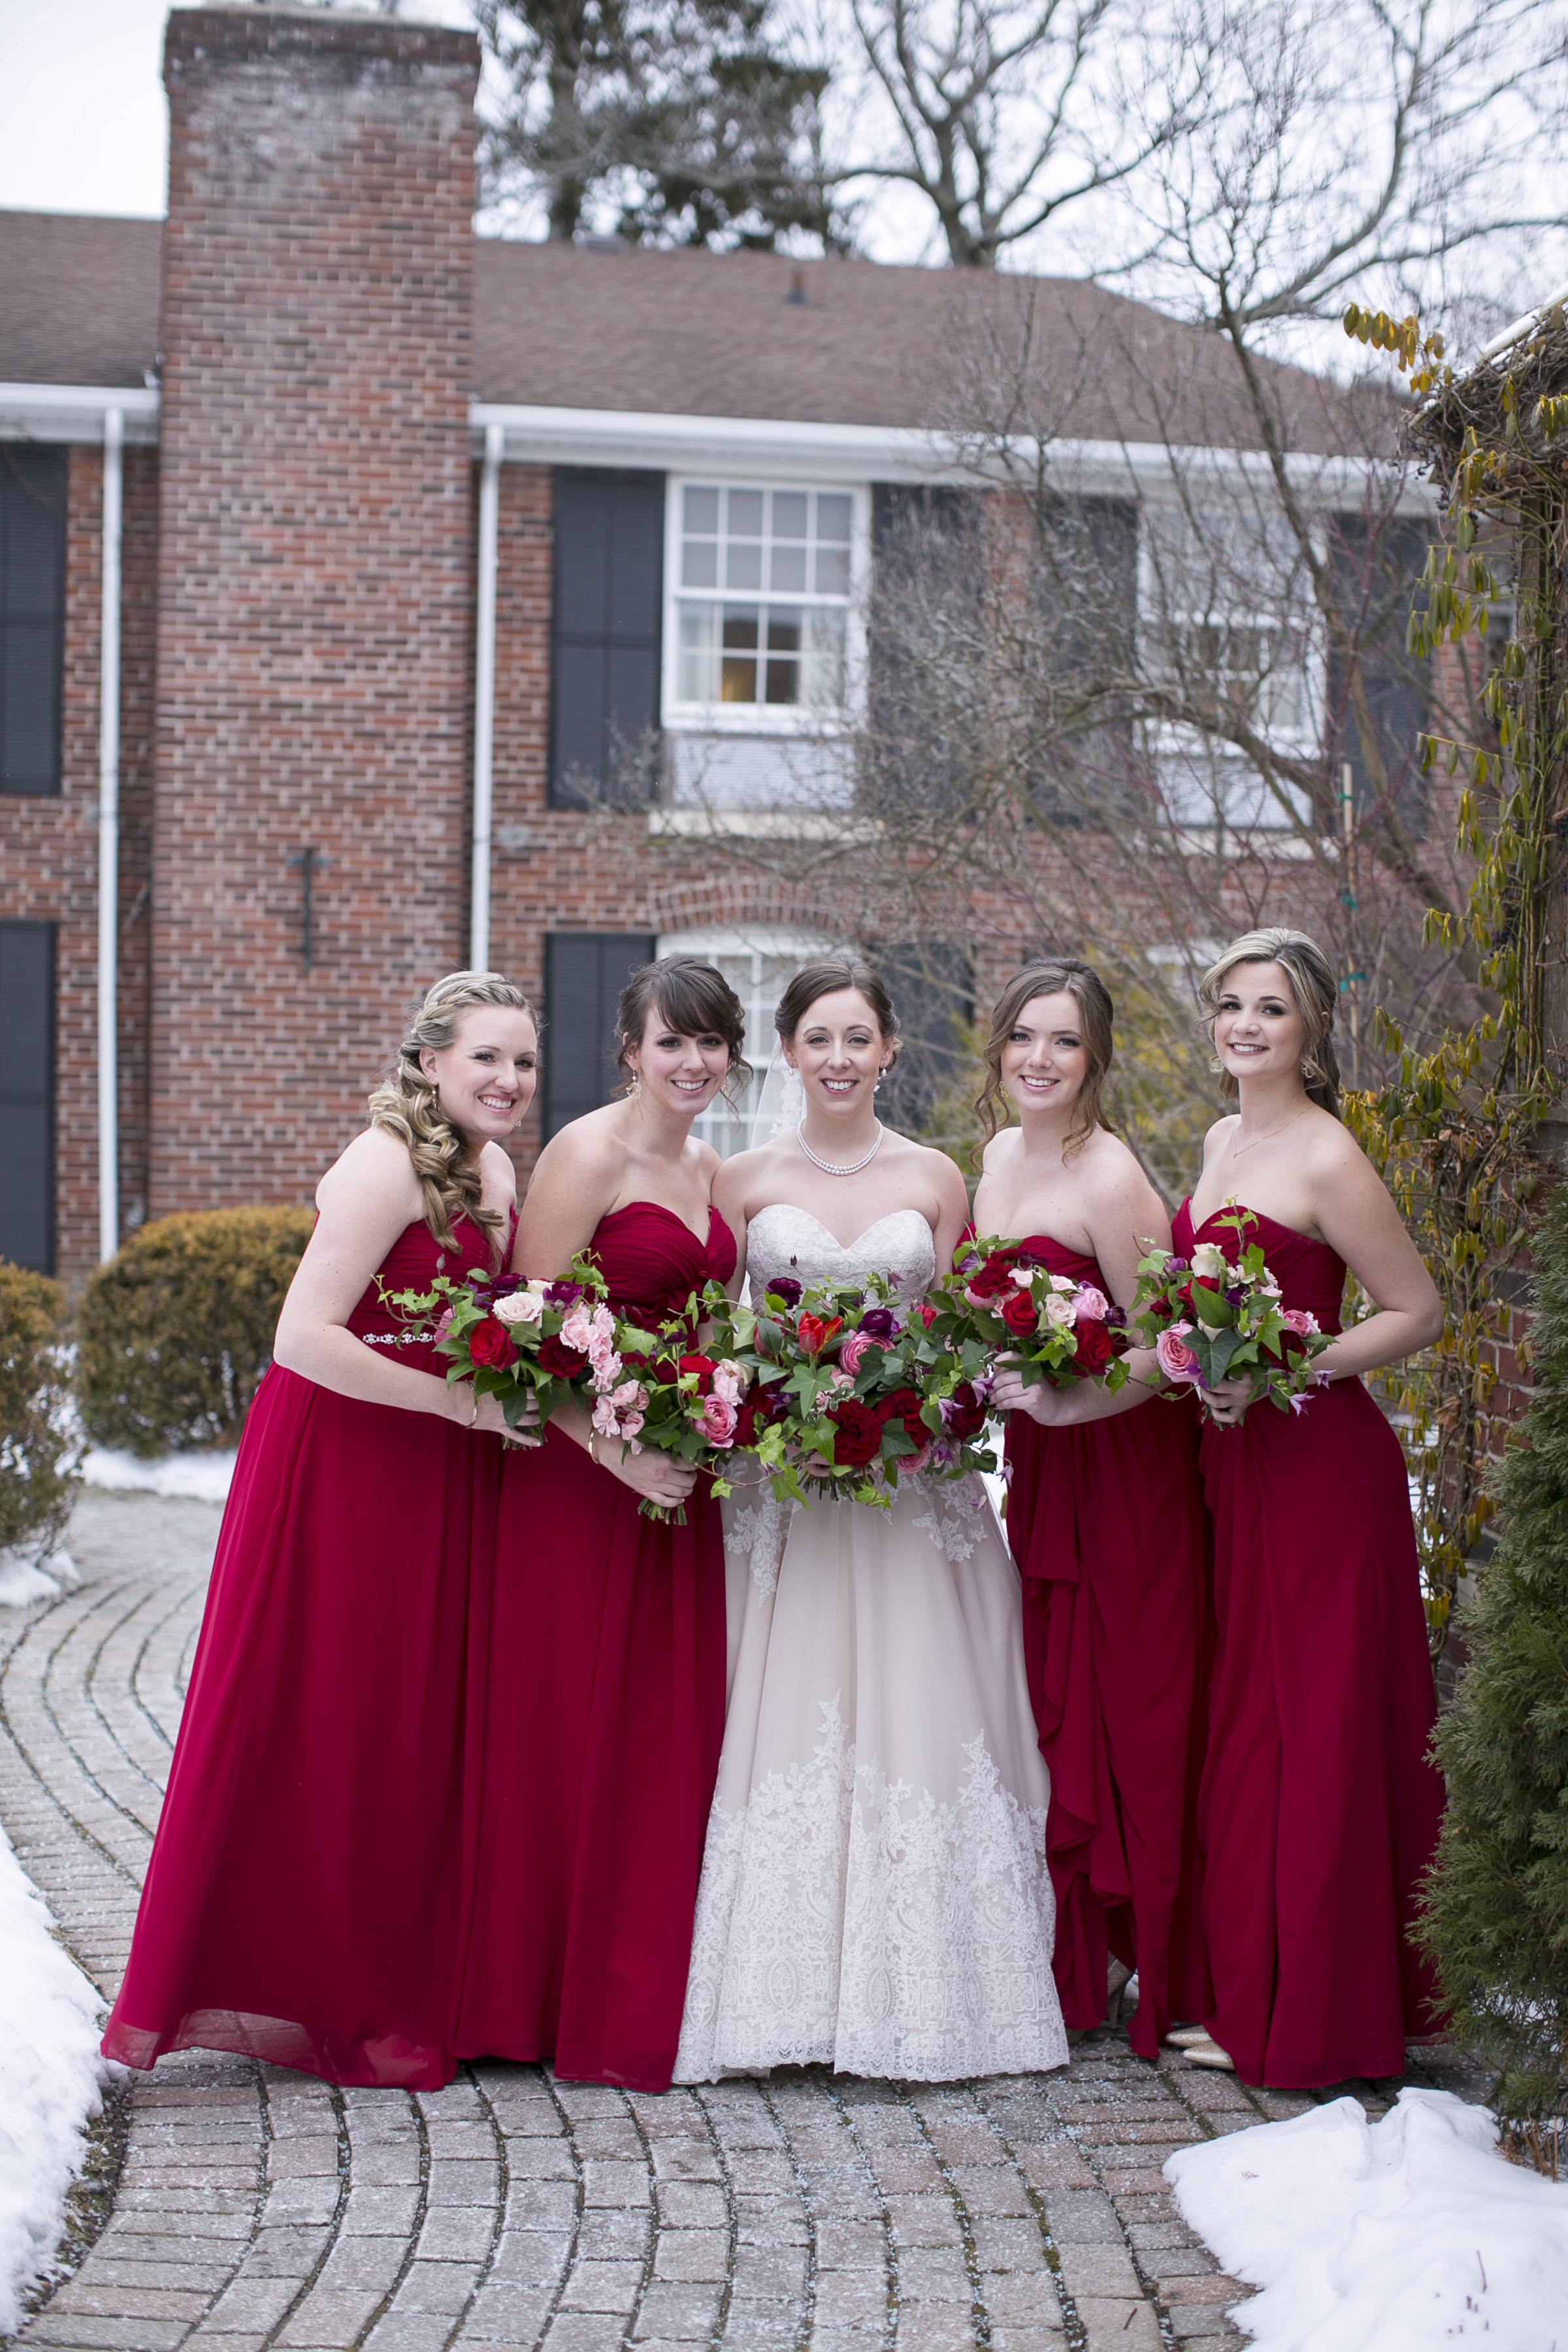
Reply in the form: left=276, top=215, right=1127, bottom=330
left=469, top=420, right=503, bottom=971
left=97, top=407, right=123, bottom=1263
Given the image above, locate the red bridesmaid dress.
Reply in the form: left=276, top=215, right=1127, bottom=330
left=102, top=1211, right=510, bottom=2089
left=455, top=1201, right=736, bottom=2093
left=1172, top=1201, right=1445, bottom=2085
left=1002, top=1233, right=1213, bottom=2059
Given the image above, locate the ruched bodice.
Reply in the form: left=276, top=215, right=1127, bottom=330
left=593, top=1202, right=736, bottom=1326
left=1173, top=1202, right=1345, bottom=1335
left=746, top=1204, right=936, bottom=1298
left=346, top=1211, right=510, bottom=1375
left=1013, top=1232, right=1107, bottom=1292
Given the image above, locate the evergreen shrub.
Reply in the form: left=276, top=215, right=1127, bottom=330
left=1418, top=1181, right=1568, bottom=2153
left=0, top=1263, right=79, bottom=1559
left=78, top=1207, right=315, bottom=1457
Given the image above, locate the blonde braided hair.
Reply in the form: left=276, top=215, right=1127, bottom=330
left=367, top=971, right=537, bottom=1258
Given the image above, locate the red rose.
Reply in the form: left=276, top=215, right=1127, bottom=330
left=469, top=1317, right=518, bottom=1370
left=964, top=1249, right=1022, bottom=1299
left=678, top=1352, right=717, bottom=1394
left=877, top=1386, right=928, bottom=1450
left=826, top=1396, right=885, bottom=1469
left=1000, top=1288, right=1039, bottom=1335
left=1071, top=1320, right=1113, bottom=1374
left=798, top=1312, right=844, bottom=1355
left=733, top=1380, right=787, bottom=1449
left=944, top=1380, right=987, bottom=1442
left=535, top=1332, right=585, bottom=1379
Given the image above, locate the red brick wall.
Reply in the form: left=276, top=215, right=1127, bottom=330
left=149, top=8, right=481, bottom=1218
left=0, top=442, right=158, bottom=1286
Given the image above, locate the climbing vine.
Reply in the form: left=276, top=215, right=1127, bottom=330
left=1338, top=301, right=1568, bottom=1648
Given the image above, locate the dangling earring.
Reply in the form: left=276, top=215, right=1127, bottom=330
left=629, top=1070, right=642, bottom=1097
left=875, top=1064, right=888, bottom=1092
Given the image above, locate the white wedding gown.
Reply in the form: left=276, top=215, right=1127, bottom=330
left=674, top=1205, right=1068, bottom=2083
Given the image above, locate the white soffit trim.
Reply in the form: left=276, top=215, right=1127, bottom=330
left=0, top=384, right=161, bottom=443
left=469, top=401, right=1433, bottom=509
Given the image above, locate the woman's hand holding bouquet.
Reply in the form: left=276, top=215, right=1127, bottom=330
left=381, top=1254, right=614, bottom=1437
left=1127, top=1206, right=1331, bottom=1420
left=594, top=1309, right=753, bottom=1523
left=704, top=1269, right=998, bottom=1509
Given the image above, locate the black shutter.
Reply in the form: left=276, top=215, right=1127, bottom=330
left=1, top=447, right=67, bottom=797
left=874, top=939, right=974, bottom=1143
left=550, top=468, right=664, bottom=808
left=0, top=921, right=56, bottom=1271
left=542, top=931, right=658, bottom=1140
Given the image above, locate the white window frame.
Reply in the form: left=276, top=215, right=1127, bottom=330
left=1136, top=504, right=1324, bottom=770
left=661, top=477, right=872, bottom=737
left=657, top=924, right=842, bottom=1158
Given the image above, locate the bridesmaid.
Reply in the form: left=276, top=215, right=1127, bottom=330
left=980, top=960, right=1212, bottom=2059
left=1174, top=925, right=1445, bottom=2083
left=456, top=954, right=742, bottom=2092
left=103, top=972, right=538, bottom=2088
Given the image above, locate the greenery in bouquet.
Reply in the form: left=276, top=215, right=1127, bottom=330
left=1127, top=1206, right=1331, bottom=1415
left=930, top=1237, right=1131, bottom=1392
left=381, top=1250, right=612, bottom=1431
left=593, top=1307, right=751, bottom=1524
left=705, top=1269, right=998, bottom=1509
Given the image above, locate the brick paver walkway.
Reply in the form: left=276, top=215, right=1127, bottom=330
left=1, top=1492, right=1469, bottom=2352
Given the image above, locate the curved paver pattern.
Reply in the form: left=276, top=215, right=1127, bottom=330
left=5, top=1490, right=1458, bottom=2352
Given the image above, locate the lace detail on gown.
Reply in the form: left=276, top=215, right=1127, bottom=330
left=676, top=1201, right=1068, bottom=2083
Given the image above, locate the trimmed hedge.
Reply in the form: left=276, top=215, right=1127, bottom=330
left=0, top=1262, right=78, bottom=1558
left=78, top=1207, right=316, bottom=1457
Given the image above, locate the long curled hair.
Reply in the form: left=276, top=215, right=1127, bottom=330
left=368, top=971, right=537, bottom=1258
left=975, top=958, right=1116, bottom=1159
left=1196, top=928, right=1341, bottom=1117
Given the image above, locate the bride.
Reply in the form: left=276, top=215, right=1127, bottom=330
left=674, top=956, right=1068, bottom=2083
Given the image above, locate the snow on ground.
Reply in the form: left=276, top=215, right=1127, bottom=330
left=0, top=1819, right=105, bottom=2334
left=1166, top=2086, right=1568, bottom=2350
left=80, top=1446, right=235, bottom=1503
left=0, top=1549, right=77, bottom=1609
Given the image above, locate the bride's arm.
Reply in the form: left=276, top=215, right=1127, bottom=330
left=272, top=1130, right=515, bottom=1434
left=711, top=1154, right=751, bottom=1299
left=928, top=1151, right=973, bottom=1281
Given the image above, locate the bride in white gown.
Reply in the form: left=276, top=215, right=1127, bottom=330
left=674, top=957, right=1068, bottom=2083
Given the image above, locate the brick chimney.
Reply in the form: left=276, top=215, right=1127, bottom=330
left=152, top=5, right=481, bottom=1215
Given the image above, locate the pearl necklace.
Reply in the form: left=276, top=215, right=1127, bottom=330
left=796, top=1120, right=885, bottom=1176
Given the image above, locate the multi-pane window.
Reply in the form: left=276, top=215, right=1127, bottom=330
left=672, top=485, right=855, bottom=715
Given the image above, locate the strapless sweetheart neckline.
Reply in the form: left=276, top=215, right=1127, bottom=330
left=598, top=1199, right=725, bottom=1250
left=747, top=1203, right=934, bottom=1257
left=1182, top=1200, right=1332, bottom=1253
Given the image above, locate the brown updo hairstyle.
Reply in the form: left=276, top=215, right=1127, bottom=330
left=975, top=958, right=1115, bottom=1158
left=615, top=955, right=751, bottom=1102
left=1196, top=926, right=1341, bottom=1117
left=775, top=956, right=901, bottom=1068
left=367, top=970, right=537, bottom=1260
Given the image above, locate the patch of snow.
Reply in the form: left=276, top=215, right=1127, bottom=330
left=0, top=1549, right=78, bottom=1609
left=0, top=1818, right=105, bottom=2334
left=80, top=1448, right=235, bottom=1503
left=1166, top=2085, right=1568, bottom=2349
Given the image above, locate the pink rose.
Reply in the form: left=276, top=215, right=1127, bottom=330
left=838, top=1331, right=878, bottom=1375
left=1073, top=1285, right=1110, bottom=1323
left=559, top=1302, right=595, bottom=1352
left=1280, top=1307, right=1320, bottom=1337
left=699, top=1394, right=739, bottom=1446
left=1155, top=1321, right=1203, bottom=1384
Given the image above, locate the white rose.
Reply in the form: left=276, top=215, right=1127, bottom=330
left=1043, top=1292, right=1075, bottom=1331
left=1191, top=1243, right=1229, bottom=1283
left=1049, top=1274, right=1076, bottom=1294
left=494, top=1289, right=544, bottom=1325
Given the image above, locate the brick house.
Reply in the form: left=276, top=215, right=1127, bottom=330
left=0, top=3, right=1405, bottom=1286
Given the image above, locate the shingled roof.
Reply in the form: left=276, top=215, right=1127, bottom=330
left=1, top=208, right=1361, bottom=458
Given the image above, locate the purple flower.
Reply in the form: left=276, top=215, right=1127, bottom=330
left=1226, top=1284, right=1246, bottom=1305
left=858, top=1307, right=900, bottom=1340
left=1105, top=1307, right=1127, bottom=1327
left=766, top=1276, right=803, bottom=1308
left=545, top=1279, right=586, bottom=1305
left=1167, top=1257, right=1190, bottom=1274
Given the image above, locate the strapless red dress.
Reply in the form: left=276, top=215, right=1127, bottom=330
left=1172, top=1200, right=1445, bottom=2085
left=1002, top=1234, right=1211, bottom=2057
left=102, top=1212, right=510, bottom=2089
left=455, top=1201, right=736, bottom=2092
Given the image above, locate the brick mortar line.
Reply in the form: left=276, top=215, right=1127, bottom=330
left=755, top=2078, right=817, bottom=2352
left=258, top=2076, right=350, bottom=2351
left=51, top=1575, right=182, bottom=1850
left=966, top=2078, right=1084, bottom=2352
left=355, top=2089, right=430, bottom=2349
left=101, top=1573, right=203, bottom=1801
left=532, top=2068, right=586, bottom=2351
left=685, top=2084, right=738, bottom=2352
left=817, top=2080, right=896, bottom=2348
left=455, top=2064, right=514, bottom=2351
left=612, top=2080, right=659, bottom=2349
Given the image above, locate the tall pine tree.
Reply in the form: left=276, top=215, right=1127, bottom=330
left=1418, top=1182, right=1568, bottom=2144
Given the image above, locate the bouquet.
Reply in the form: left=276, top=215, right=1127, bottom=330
left=705, top=1269, right=1000, bottom=1509
left=591, top=1311, right=751, bottom=1524
left=1126, top=1207, right=1333, bottom=1416
left=381, top=1252, right=615, bottom=1433
left=930, top=1237, right=1132, bottom=1391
